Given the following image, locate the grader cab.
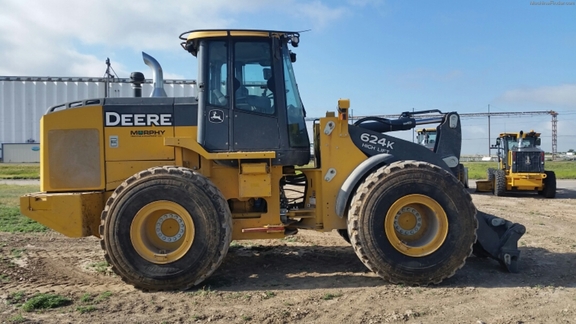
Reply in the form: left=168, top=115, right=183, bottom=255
left=20, top=29, right=524, bottom=290
left=416, top=128, right=437, bottom=150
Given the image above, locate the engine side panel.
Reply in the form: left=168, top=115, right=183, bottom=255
left=41, top=106, right=105, bottom=192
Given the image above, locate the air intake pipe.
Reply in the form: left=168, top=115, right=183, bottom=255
left=142, top=52, right=167, bottom=97
left=130, top=72, right=145, bottom=97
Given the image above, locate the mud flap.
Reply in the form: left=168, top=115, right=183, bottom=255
left=473, top=211, right=526, bottom=273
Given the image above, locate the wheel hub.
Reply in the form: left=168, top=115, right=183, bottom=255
left=384, top=194, right=448, bottom=257
left=130, top=200, right=195, bottom=264
left=393, top=207, right=423, bottom=236
left=155, top=213, right=186, bottom=243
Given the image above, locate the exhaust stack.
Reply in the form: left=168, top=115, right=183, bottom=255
left=142, top=52, right=167, bottom=97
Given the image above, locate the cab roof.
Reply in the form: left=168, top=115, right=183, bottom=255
left=499, top=130, right=541, bottom=138
left=179, top=29, right=299, bottom=41
left=416, top=128, right=437, bottom=133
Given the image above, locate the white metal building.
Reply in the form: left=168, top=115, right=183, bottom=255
left=0, top=76, right=197, bottom=160
left=0, top=143, right=40, bottom=163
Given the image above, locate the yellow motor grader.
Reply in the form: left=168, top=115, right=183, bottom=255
left=476, top=130, right=556, bottom=198
left=20, top=29, right=525, bottom=290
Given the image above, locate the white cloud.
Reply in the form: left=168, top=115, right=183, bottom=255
left=294, top=1, right=347, bottom=30
left=348, top=0, right=384, bottom=7
left=498, top=84, right=576, bottom=107
left=0, top=0, right=351, bottom=77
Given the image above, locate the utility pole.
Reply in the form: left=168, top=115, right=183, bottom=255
left=487, top=104, right=490, bottom=156
left=551, top=111, right=558, bottom=160
left=412, top=107, right=415, bottom=143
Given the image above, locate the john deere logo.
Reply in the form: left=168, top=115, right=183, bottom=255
left=130, top=130, right=166, bottom=137
left=209, top=109, right=224, bottom=123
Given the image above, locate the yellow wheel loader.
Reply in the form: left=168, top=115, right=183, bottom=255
left=20, top=29, right=525, bottom=290
left=476, top=130, right=556, bottom=198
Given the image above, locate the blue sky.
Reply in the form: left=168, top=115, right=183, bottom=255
left=1, top=0, right=575, bottom=154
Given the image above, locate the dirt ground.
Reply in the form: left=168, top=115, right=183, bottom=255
left=1, top=182, right=576, bottom=324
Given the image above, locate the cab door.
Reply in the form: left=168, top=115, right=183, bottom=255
left=231, top=40, right=280, bottom=151
left=198, top=40, right=231, bottom=152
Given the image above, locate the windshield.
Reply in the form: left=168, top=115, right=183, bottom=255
left=417, top=131, right=437, bottom=145
left=507, top=136, right=536, bottom=150
left=282, top=46, right=308, bottom=147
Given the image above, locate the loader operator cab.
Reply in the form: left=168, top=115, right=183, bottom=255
left=180, top=30, right=310, bottom=166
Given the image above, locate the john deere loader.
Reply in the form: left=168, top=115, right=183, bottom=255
left=476, top=130, right=556, bottom=198
left=20, top=29, right=525, bottom=290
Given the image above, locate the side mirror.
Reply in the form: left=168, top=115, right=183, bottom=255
left=290, top=52, right=297, bottom=63
left=536, top=138, right=541, bottom=146
left=495, top=138, right=501, bottom=146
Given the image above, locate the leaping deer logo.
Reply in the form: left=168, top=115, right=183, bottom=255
left=209, top=110, right=224, bottom=123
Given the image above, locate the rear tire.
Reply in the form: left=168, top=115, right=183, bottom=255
left=542, top=171, right=556, bottom=198
left=99, top=166, right=232, bottom=291
left=487, top=168, right=496, bottom=181
left=494, top=169, right=506, bottom=196
left=457, top=164, right=469, bottom=188
left=347, top=161, right=477, bottom=285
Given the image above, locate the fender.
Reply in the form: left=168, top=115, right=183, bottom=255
left=335, top=153, right=398, bottom=218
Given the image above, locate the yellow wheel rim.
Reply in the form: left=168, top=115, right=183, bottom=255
left=384, top=194, right=448, bottom=257
left=130, top=200, right=195, bottom=264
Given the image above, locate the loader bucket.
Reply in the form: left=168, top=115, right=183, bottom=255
left=473, top=212, right=526, bottom=273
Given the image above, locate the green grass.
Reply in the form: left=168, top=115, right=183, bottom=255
left=7, top=314, right=26, bottom=323
left=88, top=261, right=110, bottom=274
left=0, top=164, right=40, bottom=179
left=321, top=292, right=343, bottom=300
left=0, top=184, right=39, bottom=206
left=21, top=293, right=72, bottom=312
left=262, top=291, right=276, bottom=299
left=0, top=184, right=46, bottom=233
left=7, top=291, right=26, bottom=305
left=543, top=161, right=576, bottom=179
left=0, top=205, right=47, bottom=233
left=462, top=161, right=576, bottom=179
left=80, top=293, right=93, bottom=303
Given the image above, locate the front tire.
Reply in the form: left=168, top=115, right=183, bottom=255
left=493, top=169, right=506, bottom=196
left=99, top=166, right=232, bottom=290
left=347, top=161, right=477, bottom=285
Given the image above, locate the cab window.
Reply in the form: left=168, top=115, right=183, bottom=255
left=207, top=41, right=228, bottom=107
left=282, top=46, right=308, bottom=147
left=233, top=41, right=274, bottom=114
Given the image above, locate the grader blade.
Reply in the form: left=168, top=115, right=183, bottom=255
left=473, top=212, right=526, bottom=273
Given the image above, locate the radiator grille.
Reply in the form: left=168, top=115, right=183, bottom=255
left=48, top=129, right=101, bottom=189
left=513, top=151, right=544, bottom=173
